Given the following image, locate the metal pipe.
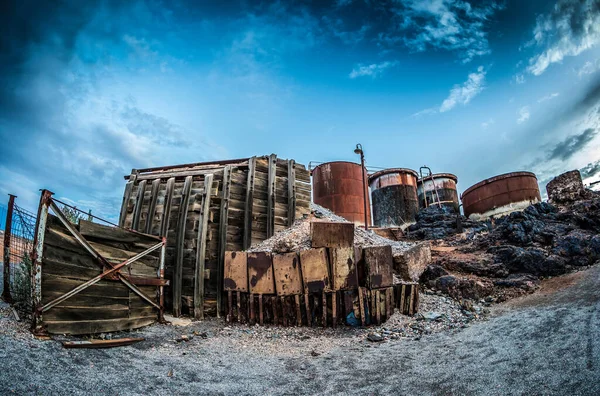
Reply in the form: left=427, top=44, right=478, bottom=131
left=355, top=144, right=369, bottom=230
left=31, top=190, right=52, bottom=334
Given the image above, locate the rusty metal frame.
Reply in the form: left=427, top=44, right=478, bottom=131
left=31, top=190, right=166, bottom=332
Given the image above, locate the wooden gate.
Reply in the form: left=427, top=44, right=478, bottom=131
left=31, top=190, right=168, bottom=335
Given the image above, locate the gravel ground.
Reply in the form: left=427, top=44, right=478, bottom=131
left=1, top=265, right=599, bottom=395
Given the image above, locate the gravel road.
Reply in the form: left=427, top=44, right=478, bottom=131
left=1, top=265, right=598, bottom=395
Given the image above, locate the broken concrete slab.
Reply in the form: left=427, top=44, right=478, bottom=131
left=393, top=242, right=432, bottom=282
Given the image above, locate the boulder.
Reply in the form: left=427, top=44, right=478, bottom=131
left=393, top=242, right=431, bottom=281
left=547, top=170, right=589, bottom=204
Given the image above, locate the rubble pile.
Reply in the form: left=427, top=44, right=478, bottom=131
left=248, top=203, right=414, bottom=255
left=412, top=172, right=600, bottom=302
left=406, top=205, right=489, bottom=240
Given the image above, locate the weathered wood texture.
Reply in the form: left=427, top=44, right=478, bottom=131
left=41, top=216, right=161, bottom=335
left=119, top=156, right=310, bottom=317
left=310, top=222, right=354, bottom=248
left=363, top=246, right=394, bottom=289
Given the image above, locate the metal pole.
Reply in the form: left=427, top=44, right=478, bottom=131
left=360, top=151, right=368, bottom=231
left=31, top=190, right=52, bottom=334
left=2, top=194, right=16, bottom=303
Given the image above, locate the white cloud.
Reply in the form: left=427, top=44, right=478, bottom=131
left=439, top=66, right=486, bottom=112
left=526, top=0, right=600, bottom=76
left=349, top=61, right=399, bottom=79
left=517, top=106, right=530, bottom=124
left=481, top=118, right=495, bottom=129
left=383, top=0, right=504, bottom=63
left=514, top=73, right=526, bottom=84
left=538, top=92, right=560, bottom=103
left=412, top=107, right=438, bottom=118
left=577, top=60, right=600, bottom=77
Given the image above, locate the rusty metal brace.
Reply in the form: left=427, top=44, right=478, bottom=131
left=39, top=241, right=163, bottom=313
left=47, top=199, right=161, bottom=310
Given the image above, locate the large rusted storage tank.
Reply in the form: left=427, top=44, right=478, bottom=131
left=417, top=173, right=460, bottom=212
left=368, top=168, right=419, bottom=227
left=312, top=161, right=371, bottom=226
left=461, top=171, right=541, bottom=220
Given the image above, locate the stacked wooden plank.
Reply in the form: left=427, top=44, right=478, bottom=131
left=224, top=221, right=419, bottom=327
left=40, top=216, right=163, bottom=335
left=118, top=155, right=311, bottom=318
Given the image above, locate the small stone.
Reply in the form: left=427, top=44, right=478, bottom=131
left=367, top=332, right=384, bottom=342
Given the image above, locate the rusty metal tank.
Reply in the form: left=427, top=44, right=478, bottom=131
left=312, top=161, right=371, bottom=226
left=368, top=168, right=419, bottom=227
left=417, top=173, right=459, bottom=212
left=461, top=171, right=541, bottom=220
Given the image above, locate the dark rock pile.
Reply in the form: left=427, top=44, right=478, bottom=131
left=415, top=172, right=600, bottom=302
left=406, top=205, right=488, bottom=240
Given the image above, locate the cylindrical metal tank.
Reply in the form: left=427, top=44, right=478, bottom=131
left=312, top=161, right=371, bottom=226
left=368, top=168, right=419, bottom=227
left=461, top=171, right=541, bottom=220
left=417, top=173, right=459, bottom=212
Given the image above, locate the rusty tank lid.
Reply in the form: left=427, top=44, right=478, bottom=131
left=417, top=172, right=458, bottom=183
left=311, top=161, right=361, bottom=175
left=461, top=171, right=538, bottom=199
left=368, top=168, right=419, bottom=183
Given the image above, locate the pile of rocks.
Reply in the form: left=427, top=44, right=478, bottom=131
left=406, top=205, right=489, bottom=240
left=248, top=203, right=415, bottom=255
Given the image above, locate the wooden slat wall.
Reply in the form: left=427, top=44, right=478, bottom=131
left=120, top=155, right=311, bottom=318
left=41, top=216, right=161, bottom=335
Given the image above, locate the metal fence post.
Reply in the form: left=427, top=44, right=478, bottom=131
left=31, top=190, right=52, bottom=334
left=2, top=194, right=16, bottom=303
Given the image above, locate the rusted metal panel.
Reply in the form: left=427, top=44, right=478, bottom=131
left=369, top=168, right=419, bottom=227
left=363, top=245, right=393, bottom=289
left=224, top=251, right=248, bottom=292
left=312, top=161, right=371, bottom=226
left=329, top=247, right=357, bottom=291
left=247, top=252, right=275, bottom=294
left=272, top=252, right=303, bottom=296
left=299, top=248, right=331, bottom=293
left=417, top=173, right=459, bottom=211
left=310, top=221, right=354, bottom=248
left=461, top=171, right=541, bottom=219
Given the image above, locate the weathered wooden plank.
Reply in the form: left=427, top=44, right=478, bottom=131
left=299, top=248, right=331, bottom=294
left=329, top=247, right=358, bottom=291
left=44, top=316, right=156, bottom=335
left=217, top=166, right=232, bottom=316
left=145, top=179, right=161, bottom=234
left=173, top=175, right=193, bottom=317
left=287, top=159, right=296, bottom=226
left=247, top=252, right=275, bottom=294
left=223, top=251, right=248, bottom=292
left=272, top=252, right=302, bottom=296
left=266, top=154, right=277, bottom=238
left=160, top=178, right=175, bottom=238
left=131, top=180, right=147, bottom=231
left=79, top=220, right=158, bottom=245
left=119, top=174, right=136, bottom=227
left=311, top=222, right=354, bottom=248
left=194, top=173, right=213, bottom=319
left=44, top=306, right=156, bottom=322
left=364, top=246, right=394, bottom=289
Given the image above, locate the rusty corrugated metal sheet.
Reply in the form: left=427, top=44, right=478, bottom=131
left=461, top=171, right=541, bottom=218
left=312, top=161, right=371, bottom=226
left=368, top=168, right=419, bottom=227
left=417, top=173, right=459, bottom=211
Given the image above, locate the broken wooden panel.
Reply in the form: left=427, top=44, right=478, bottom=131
left=363, top=245, right=393, bottom=289
left=310, top=221, right=354, bottom=248
left=329, top=247, right=358, bottom=291
left=299, top=248, right=331, bottom=293
left=272, top=252, right=303, bottom=296
left=247, top=252, right=275, bottom=294
left=223, top=251, right=248, bottom=292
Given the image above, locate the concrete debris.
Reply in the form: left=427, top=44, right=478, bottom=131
left=547, top=170, right=591, bottom=204
left=248, top=203, right=415, bottom=255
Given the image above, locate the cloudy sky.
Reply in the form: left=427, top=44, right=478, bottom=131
left=1, top=0, right=600, bottom=219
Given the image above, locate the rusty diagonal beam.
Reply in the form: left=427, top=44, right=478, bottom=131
left=40, top=242, right=163, bottom=312
left=48, top=199, right=161, bottom=310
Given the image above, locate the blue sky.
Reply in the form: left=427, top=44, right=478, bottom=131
left=1, top=0, right=600, bottom=219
